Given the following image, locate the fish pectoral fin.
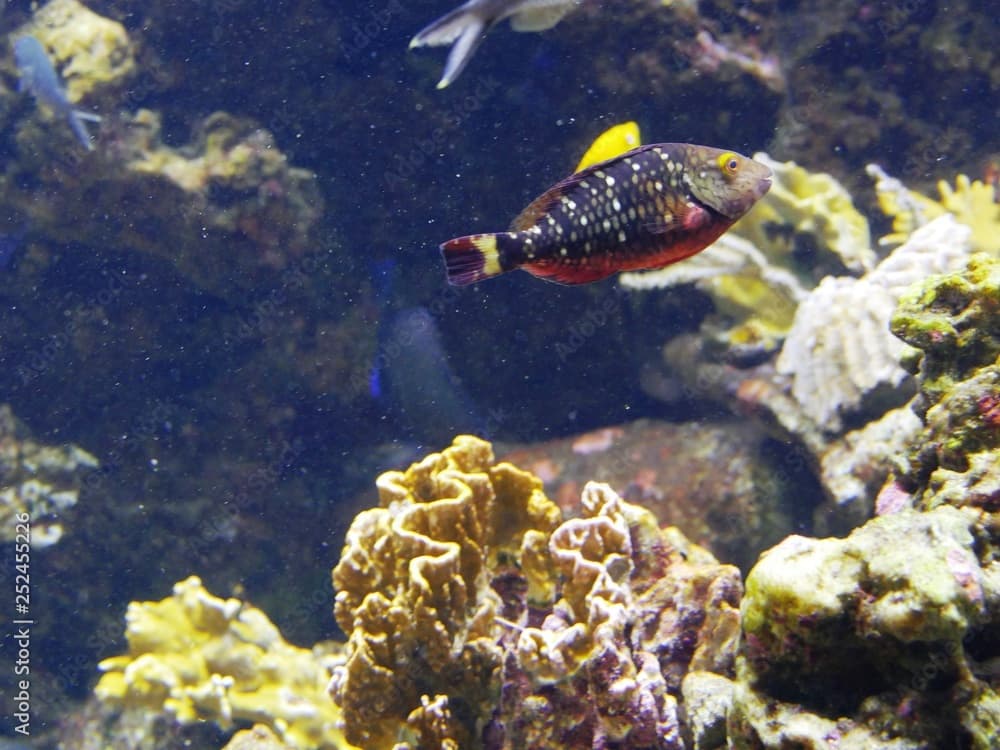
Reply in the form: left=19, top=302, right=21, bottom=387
left=509, top=3, right=575, bottom=32
left=643, top=203, right=710, bottom=235
left=642, top=217, right=677, bottom=235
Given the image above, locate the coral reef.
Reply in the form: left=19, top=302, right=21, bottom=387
left=0, top=403, right=98, bottom=546
left=869, top=164, right=1000, bottom=254
left=771, top=211, right=972, bottom=435
left=645, top=213, right=976, bottom=530
left=495, top=484, right=742, bottom=749
left=331, top=435, right=743, bottom=748
left=94, top=576, right=355, bottom=750
left=727, top=253, right=1000, bottom=749
left=738, top=153, right=874, bottom=276
left=7, top=107, right=323, bottom=298
left=888, top=253, right=1000, bottom=512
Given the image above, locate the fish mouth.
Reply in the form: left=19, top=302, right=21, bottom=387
left=755, top=175, right=773, bottom=199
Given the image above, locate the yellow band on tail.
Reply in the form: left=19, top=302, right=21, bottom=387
left=441, top=233, right=504, bottom=285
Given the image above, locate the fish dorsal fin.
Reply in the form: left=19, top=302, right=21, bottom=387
left=509, top=3, right=574, bottom=32
left=575, top=122, right=641, bottom=171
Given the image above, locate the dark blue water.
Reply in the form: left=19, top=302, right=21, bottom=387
left=0, top=0, right=996, bottom=741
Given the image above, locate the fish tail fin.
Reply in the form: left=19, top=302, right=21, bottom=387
left=410, top=4, right=490, bottom=89
left=441, top=233, right=514, bottom=285
left=68, top=109, right=101, bottom=151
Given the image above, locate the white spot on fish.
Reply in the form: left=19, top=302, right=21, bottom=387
left=604, top=175, right=615, bottom=187
left=580, top=215, right=588, bottom=226
left=618, top=230, right=626, bottom=242
left=655, top=180, right=663, bottom=191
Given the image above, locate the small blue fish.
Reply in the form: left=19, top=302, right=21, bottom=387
left=14, top=35, right=101, bottom=150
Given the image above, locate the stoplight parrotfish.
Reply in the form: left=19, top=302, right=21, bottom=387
left=441, top=143, right=772, bottom=285
left=410, top=0, right=582, bottom=89
left=14, top=36, right=102, bottom=151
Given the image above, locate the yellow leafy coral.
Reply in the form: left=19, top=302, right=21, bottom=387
left=95, top=576, right=355, bottom=750
left=329, top=434, right=561, bottom=749
left=867, top=164, right=1000, bottom=254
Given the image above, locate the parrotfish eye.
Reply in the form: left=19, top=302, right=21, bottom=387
left=717, top=152, right=741, bottom=177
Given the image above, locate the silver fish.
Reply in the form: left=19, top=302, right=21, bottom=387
left=410, top=0, right=581, bottom=89
left=14, top=35, right=102, bottom=150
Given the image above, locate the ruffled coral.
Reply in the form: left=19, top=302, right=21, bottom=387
left=330, top=436, right=743, bottom=749
left=94, top=576, right=354, bottom=750
left=500, top=485, right=742, bottom=749
left=330, top=435, right=561, bottom=748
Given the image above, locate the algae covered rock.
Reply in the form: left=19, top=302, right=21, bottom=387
left=734, top=505, right=999, bottom=748
left=889, top=253, right=1000, bottom=511
left=16, top=0, right=136, bottom=102
left=8, top=108, right=323, bottom=299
